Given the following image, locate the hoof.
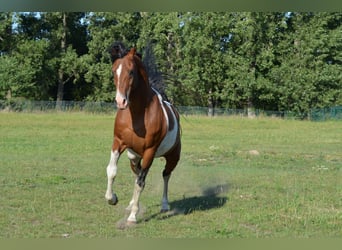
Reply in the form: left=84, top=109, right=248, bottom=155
left=160, top=208, right=170, bottom=213
left=126, top=220, right=137, bottom=227
left=107, top=193, right=118, bottom=205
left=116, top=219, right=137, bottom=230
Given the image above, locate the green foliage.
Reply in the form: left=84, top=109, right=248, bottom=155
left=0, top=12, right=341, bottom=115
left=0, top=39, right=50, bottom=99
left=0, top=12, right=15, bottom=53
left=271, top=12, right=342, bottom=115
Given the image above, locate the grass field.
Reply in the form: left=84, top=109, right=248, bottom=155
left=0, top=112, right=341, bottom=238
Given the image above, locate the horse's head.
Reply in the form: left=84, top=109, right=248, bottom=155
left=111, top=47, right=145, bottom=110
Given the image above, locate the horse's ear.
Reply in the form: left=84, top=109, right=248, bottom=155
left=108, top=42, right=127, bottom=63
left=128, top=48, right=142, bottom=60
left=128, top=48, right=136, bottom=57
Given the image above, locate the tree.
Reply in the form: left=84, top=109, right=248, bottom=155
left=268, top=12, right=342, bottom=117
left=0, top=11, right=340, bottom=116
left=176, top=12, right=234, bottom=114
left=41, top=12, right=88, bottom=107
left=11, top=12, right=89, bottom=103
left=0, top=12, right=15, bottom=99
left=219, top=13, right=287, bottom=112
left=0, top=12, right=15, bottom=54
left=0, top=13, right=51, bottom=100
left=0, top=39, right=51, bottom=100
left=136, top=12, right=184, bottom=103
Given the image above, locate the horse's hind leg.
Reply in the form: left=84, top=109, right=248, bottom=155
left=161, top=143, right=181, bottom=212
left=161, top=170, right=172, bottom=212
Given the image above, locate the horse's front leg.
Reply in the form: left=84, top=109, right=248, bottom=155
left=105, top=147, right=121, bottom=205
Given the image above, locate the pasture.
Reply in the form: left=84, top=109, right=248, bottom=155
left=0, top=112, right=341, bottom=238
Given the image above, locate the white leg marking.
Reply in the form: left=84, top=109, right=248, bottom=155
left=126, top=149, right=141, bottom=211
left=127, top=182, right=143, bottom=222
left=105, top=150, right=120, bottom=202
left=126, top=198, right=134, bottom=211
left=126, top=175, right=138, bottom=211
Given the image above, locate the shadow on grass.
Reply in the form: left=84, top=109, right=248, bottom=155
left=143, top=184, right=229, bottom=222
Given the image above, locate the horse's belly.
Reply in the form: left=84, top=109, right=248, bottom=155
left=155, top=114, right=178, bottom=158
left=155, top=127, right=178, bottom=157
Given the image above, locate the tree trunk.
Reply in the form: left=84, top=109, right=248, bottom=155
left=56, top=13, right=67, bottom=110
left=247, top=98, right=256, bottom=118
left=208, top=88, right=215, bottom=117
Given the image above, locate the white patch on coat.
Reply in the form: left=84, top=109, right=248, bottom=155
left=127, top=148, right=140, bottom=160
left=152, top=88, right=179, bottom=157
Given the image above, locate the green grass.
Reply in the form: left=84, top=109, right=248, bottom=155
left=0, top=112, right=341, bottom=238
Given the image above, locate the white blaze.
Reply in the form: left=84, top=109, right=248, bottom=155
left=116, top=63, right=122, bottom=80
left=115, top=63, right=128, bottom=109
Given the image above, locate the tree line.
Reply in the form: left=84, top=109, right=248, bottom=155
left=0, top=12, right=341, bottom=115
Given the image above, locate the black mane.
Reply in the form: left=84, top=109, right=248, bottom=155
left=108, top=41, right=128, bottom=63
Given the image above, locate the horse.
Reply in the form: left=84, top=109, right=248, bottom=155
left=105, top=44, right=181, bottom=224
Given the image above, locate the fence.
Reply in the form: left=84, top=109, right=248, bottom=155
left=310, top=106, right=342, bottom=121
left=0, top=100, right=116, bottom=113
left=0, top=99, right=341, bottom=121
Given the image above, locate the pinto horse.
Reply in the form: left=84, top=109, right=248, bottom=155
left=105, top=45, right=181, bottom=224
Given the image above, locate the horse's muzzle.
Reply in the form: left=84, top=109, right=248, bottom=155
left=116, top=92, right=129, bottom=109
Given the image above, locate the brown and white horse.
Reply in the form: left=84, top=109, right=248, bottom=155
left=105, top=44, right=181, bottom=224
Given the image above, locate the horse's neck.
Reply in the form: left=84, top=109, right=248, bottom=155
left=129, top=84, right=153, bottom=115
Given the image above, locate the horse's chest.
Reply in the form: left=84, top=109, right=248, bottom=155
left=126, top=103, right=178, bottom=159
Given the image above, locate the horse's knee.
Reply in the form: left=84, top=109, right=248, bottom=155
left=136, top=168, right=148, bottom=188
left=162, top=169, right=171, bottom=178
left=137, top=178, right=145, bottom=188
left=163, top=159, right=179, bottom=177
left=130, top=161, right=141, bottom=175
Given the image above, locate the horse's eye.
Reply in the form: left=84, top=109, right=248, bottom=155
left=129, top=70, right=134, bottom=77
